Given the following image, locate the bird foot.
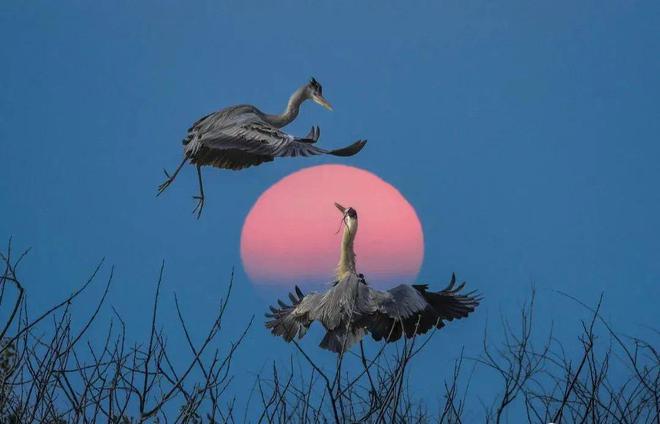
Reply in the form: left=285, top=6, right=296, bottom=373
left=192, top=195, right=205, bottom=219
left=157, top=169, right=175, bottom=196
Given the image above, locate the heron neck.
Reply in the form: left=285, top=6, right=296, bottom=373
left=263, top=86, right=306, bottom=128
left=336, top=221, right=358, bottom=279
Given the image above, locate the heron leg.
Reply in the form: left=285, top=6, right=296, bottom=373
left=192, top=165, right=205, bottom=219
left=157, top=156, right=188, bottom=196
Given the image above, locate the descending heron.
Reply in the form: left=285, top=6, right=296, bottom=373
left=157, top=78, right=367, bottom=218
left=266, top=203, right=482, bottom=353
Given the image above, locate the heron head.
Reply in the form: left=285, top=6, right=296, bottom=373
left=335, top=202, right=357, bottom=221
left=307, top=77, right=333, bottom=111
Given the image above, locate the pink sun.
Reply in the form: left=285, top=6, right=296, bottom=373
left=240, top=164, right=424, bottom=289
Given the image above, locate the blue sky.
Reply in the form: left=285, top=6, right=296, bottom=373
left=1, top=0, right=659, bottom=417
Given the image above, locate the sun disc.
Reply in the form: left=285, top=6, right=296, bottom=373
left=240, top=164, right=424, bottom=289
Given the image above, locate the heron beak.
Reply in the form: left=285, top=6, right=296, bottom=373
left=313, top=94, right=333, bottom=111
left=334, top=202, right=346, bottom=214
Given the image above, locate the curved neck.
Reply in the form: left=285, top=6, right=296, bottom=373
left=262, top=85, right=306, bottom=128
left=336, top=220, right=358, bottom=279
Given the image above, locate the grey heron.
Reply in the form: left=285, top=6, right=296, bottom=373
left=157, top=78, right=367, bottom=218
left=266, top=203, right=482, bottom=353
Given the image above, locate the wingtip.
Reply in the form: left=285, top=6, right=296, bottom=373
left=444, top=273, right=457, bottom=290
left=329, top=139, right=367, bottom=157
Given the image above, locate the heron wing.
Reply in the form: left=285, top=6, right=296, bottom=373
left=192, top=111, right=366, bottom=158
left=368, top=273, right=481, bottom=342
left=183, top=105, right=256, bottom=146
left=265, top=286, right=323, bottom=342
left=182, top=112, right=216, bottom=145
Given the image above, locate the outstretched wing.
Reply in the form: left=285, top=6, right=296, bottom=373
left=368, top=273, right=481, bottom=342
left=203, top=122, right=366, bottom=158
left=265, top=286, right=323, bottom=342
left=190, top=109, right=366, bottom=158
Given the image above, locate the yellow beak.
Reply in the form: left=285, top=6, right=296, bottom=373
left=313, top=94, right=333, bottom=111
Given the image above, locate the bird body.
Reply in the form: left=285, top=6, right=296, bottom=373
left=266, top=203, right=481, bottom=353
left=158, top=79, right=367, bottom=218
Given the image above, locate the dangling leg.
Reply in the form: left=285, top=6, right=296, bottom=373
left=157, top=156, right=188, bottom=196
left=192, top=165, right=205, bottom=219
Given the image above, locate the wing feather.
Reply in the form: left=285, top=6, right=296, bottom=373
left=368, top=274, right=481, bottom=342
left=265, top=286, right=323, bottom=342
left=186, top=108, right=366, bottom=161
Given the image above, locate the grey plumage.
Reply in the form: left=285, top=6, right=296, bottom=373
left=265, top=203, right=481, bottom=353
left=266, top=273, right=480, bottom=353
left=183, top=105, right=366, bottom=170
left=157, top=78, right=367, bottom=218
